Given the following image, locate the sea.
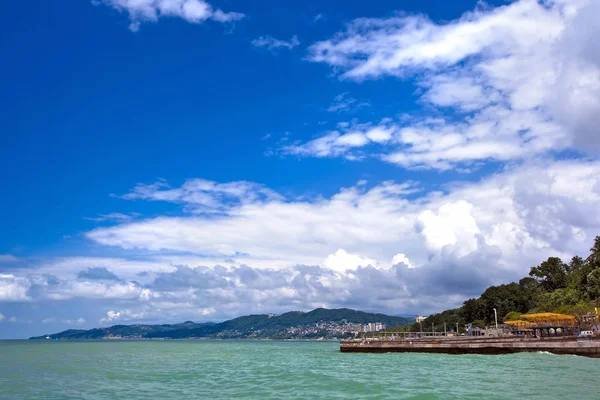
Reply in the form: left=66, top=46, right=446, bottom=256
left=0, top=340, right=598, bottom=399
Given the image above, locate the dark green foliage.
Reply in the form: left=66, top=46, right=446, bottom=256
left=471, top=320, right=486, bottom=328
left=585, top=269, right=600, bottom=299
left=529, top=257, right=569, bottom=291
left=503, top=311, right=522, bottom=322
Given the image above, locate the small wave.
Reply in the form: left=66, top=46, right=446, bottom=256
left=537, top=351, right=555, bottom=355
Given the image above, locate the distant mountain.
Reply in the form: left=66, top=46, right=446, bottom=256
left=29, top=308, right=410, bottom=340
left=29, top=321, right=217, bottom=340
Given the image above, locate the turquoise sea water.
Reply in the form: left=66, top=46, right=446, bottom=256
left=0, top=340, right=598, bottom=399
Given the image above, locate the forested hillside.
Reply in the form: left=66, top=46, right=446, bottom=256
left=396, top=236, right=600, bottom=332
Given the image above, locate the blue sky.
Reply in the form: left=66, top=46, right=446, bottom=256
left=1, top=0, right=600, bottom=338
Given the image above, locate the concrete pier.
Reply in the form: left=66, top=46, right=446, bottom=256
left=340, top=336, right=600, bottom=358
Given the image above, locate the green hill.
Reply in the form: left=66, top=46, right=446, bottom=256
left=30, top=308, right=411, bottom=340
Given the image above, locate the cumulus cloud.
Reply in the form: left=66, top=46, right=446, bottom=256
left=415, top=200, right=481, bottom=258
left=87, top=179, right=423, bottom=267
left=21, top=275, right=148, bottom=303
left=95, top=0, right=244, bottom=31
left=547, top=0, right=600, bottom=151
left=0, top=274, right=31, bottom=302
left=251, top=35, right=300, bottom=50
left=87, top=159, right=600, bottom=274
left=295, top=0, right=600, bottom=168
left=324, top=249, right=376, bottom=272
left=391, top=253, right=413, bottom=268
left=100, top=310, right=122, bottom=324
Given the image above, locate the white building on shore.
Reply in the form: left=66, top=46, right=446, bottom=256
left=363, top=322, right=386, bottom=332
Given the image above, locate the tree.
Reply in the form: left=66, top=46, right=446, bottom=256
left=519, top=277, right=539, bottom=291
left=461, top=298, right=485, bottom=324
left=586, top=269, right=600, bottom=300
left=471, top=319, right=486, bottom=328
left=587, top=236, right=600, bottom=269
left=529, top=257, right=568, bottom=292
left=568, top=256, right=585, bottom=274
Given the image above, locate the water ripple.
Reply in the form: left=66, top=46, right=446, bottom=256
left=0, top=340, right=598, bottom=399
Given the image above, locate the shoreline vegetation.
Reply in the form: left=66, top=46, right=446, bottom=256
left=386, top=236, right=600, bottom=334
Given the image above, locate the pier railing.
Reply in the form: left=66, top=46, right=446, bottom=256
left=359, top=332, right=454, bottom=339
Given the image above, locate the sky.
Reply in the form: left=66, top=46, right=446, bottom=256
left=1, top=0, right=600, bottom=338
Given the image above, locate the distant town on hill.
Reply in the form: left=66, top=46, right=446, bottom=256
left=29, top=308, right=412, bottom=340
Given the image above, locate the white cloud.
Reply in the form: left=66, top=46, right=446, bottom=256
left=0, top=274, right=31, bottom=302
left=121, top=178, right=282, bottom=214
left=298, top=0, right=600, bottom=168
left=99, top=308, right=196, bottom=324
left=420, top=75, right=500, bottom=112
left=0, top=313, right=4, bottom=322
left=86, top=159, right=600, bottom=274
left=96, top=0, right=244, bottom=31
left=100, top=310, right=122, bottom=324
left=415, top=200, right=481, bottom=258
left=283, top=120, right=397, bottom=159
left=69, top=281, right=143, bottom=300
left=308, top=0, right=565, bottom=79
left=327, top=93, right=370, bottom=112
left=391, top=253, right=413, bottom=268
left=547, top=0, right=600, bottom=151
left=87, top=179, right=423, bottom=268
left=85, top=213, right=140, bottom=222
left=252, top=35, right=300, bottom=50
left=324, top=249, right=376, bottom=272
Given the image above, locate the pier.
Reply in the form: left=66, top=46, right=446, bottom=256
left=340, top=335, right=600, bottom=357
left=341, top=313, right=600, bottom=357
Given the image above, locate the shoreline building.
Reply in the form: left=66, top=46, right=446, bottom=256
left=363, top=322, right=386, bottom=333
